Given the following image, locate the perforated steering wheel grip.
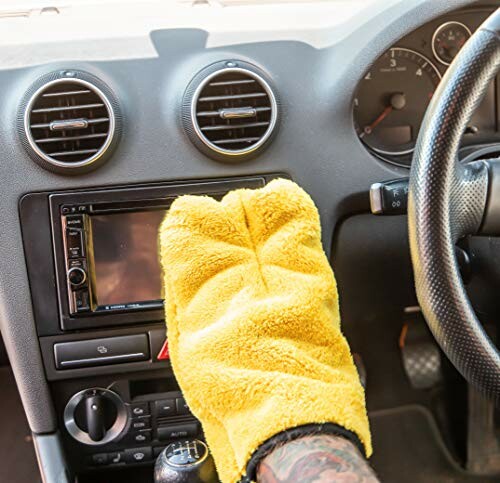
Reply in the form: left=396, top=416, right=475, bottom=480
left=408, top=8, right=500, bottom=403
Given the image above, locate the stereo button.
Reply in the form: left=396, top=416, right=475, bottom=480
left=73, top=290, right=90, bottom=312
left=68, top=267, right=87, bottom=287
left=66, top=229, right=84, bottom=259
left=65, top=215, right=84, bottom=229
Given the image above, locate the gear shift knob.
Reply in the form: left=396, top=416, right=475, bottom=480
left=154, top=439, right=218, bottom=483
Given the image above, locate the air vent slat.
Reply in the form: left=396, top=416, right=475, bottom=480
left=31, top=103, right=104, bottom=114
left=24, top=77, right=116, bottom=169
left=188, top=64, right=277, bottom=157
left=208, top=79, right=256, bottom=87
left=212, top=137, right=261, bottom=145
left=42, top=89, right=91, bottom=97
left=201, top=122, right=270, bottom=132
left=48, top=148, right=100, bottom=157
left=198, top=92, right=267, bottom=103
left=35, top=133, right=108, bottom=144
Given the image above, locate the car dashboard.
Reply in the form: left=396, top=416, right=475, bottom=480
left=0, top=0, right=498, bottom=481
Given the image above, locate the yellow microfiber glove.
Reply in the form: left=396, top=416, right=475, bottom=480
left=159, top=178, right=371, bottom=483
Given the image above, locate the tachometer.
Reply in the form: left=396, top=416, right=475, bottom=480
left=432, top=21, right=471, bottom=66
left=353, top=47, right=441, bottom=166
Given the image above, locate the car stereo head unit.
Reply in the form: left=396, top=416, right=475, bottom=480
left=49, top=175, right=282, bottom=331
left=62, top=206, right=166, bottom=317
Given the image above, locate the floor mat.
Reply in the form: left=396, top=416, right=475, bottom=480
left=0, top=366, right=40, bottom=483
left=370, top=405, right=500, bottom=483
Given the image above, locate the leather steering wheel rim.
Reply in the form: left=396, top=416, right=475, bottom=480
left=408, top=8, right=500, bottom=402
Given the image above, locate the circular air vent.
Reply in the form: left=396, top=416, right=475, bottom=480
left=182, top=61, right=279, bottom=161
left=19, top=70, right=122, bottom=174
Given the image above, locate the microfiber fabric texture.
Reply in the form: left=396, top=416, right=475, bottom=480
left=159, top=178, right=371, bottom=483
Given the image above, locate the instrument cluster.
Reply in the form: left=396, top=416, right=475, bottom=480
left=354, top=7, right=499, bottom=167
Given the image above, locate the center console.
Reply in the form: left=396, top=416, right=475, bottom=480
left=20, top=174, right=284, bottom=478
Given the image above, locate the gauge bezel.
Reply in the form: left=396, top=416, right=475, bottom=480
left=431, top=21, right=472, bottom=66
left=355, top=47, right=442, bottom=165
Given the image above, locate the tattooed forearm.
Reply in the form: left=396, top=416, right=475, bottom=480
left=257, top=435, right=379, bottom=483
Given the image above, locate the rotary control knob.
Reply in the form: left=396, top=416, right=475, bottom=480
left=67, top=266, right=87, bottom=287
left=64, top=388, right=128, bottom=446
left=154, top=440, right=218, bottom=483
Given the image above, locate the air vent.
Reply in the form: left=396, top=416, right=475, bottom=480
left=183, top=61, right=279, bottom=161
left=19, top=71, right=121, bottom=174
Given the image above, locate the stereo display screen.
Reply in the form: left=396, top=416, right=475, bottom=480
left=90, top=210, right=167, bottom=307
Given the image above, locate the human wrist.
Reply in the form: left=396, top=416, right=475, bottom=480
left=242, top=423, right=365, bottom=483
left=256, top=433, right=378, bottom=483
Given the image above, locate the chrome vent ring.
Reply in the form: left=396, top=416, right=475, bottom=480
left=19, top=71, right=122, bottom=174
left=182, top=61, right=279, bottom=161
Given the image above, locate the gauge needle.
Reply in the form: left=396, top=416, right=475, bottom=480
left=360, top=93, right=406, bottom=138
left=361, top=106, right=393, bottom=137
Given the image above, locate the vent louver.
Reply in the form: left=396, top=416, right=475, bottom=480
left=183, top=61, right=278, bottom=160
left=20, top=71, right=121, bottom=174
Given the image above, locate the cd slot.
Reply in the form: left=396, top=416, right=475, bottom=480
left=90, top=198, right=173, bottom=214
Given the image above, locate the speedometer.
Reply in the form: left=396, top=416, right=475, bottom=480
left=353, top=47, right=441, bottom=167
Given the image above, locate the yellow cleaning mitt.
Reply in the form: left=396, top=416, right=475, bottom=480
left=159, top=178, right=371, bottom=483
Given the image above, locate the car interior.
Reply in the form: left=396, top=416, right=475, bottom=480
left=2, top=0, right=500, bottom=481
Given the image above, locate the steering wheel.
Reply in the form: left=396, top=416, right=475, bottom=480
left=408, top=8, right=500, bottom=402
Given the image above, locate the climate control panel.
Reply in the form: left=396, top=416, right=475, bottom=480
left=63, top=388, right=201, bottom=470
